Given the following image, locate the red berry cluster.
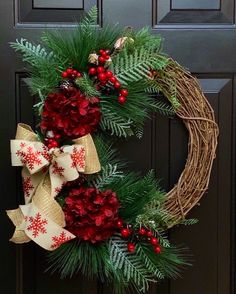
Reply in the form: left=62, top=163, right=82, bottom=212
left=88, top=49, right=128, bottom=104
left=98, top=49, right=111, bottom=64
left=116, top=220, right=162, bottom=254
left=61, top=67, right=82, bottom=79
left=138, top=227, right=161, bottom=254
left=44, top=134, right=61, bottom=149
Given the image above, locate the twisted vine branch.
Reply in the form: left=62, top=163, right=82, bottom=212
left=155, top=59, right=219, bottom=227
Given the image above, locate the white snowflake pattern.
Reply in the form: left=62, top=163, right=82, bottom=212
left=22, top=177, right=34, bottom=197
left=71, top=146, right=85, bottom=169
left=26, top=212, right=48, bottom=238
left=51, top=231, right=73, bottom=249
left=16, top=146, right=42, bottom=170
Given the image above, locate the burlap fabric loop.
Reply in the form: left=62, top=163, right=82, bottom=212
left=10, top=123, right=101, bottom=201
left=7, top=123, right=101, bottom=249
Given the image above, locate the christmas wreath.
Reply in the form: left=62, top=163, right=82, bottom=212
left=7, top=7, right=218, bottom=294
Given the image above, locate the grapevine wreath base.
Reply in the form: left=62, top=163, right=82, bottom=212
left=159, top=61, right=219, bottom=224
left=6, top=7, right=218, bottom=294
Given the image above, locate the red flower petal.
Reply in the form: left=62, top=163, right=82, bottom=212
left=79, top=108, right=87, bottom=116
left=63, top=186, right=120, bottom=243
left=40, top=89, right=101, bottom=139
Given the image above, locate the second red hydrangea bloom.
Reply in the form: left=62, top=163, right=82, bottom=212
left=63, top=187, right=120, bottom=243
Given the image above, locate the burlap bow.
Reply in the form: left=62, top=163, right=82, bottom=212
left=7, top=123, right=101, bottom=250
left=11, top=124, right=101, bottom=203
left=7, top=176, right=75, bottom=250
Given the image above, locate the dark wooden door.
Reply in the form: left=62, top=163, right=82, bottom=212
left=0, top=1, right=235, bottom=294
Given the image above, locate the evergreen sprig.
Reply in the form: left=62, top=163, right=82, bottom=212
left=47, top=240, right=111, bottom=280
left=91, top=164, right=124, bottom=189
left=138, top=243, right=189, bottom=279
left=180, top=218, right=199, bottom=226
left=75, top=74, right=100, bottom=97
left=124, top=26, right=163, bottom=54
left=80, top=5, right=98, bottom=32
left=100, top=103, right=134, bottom=137
left=98, top=170, right=165, bottom=224
left=10, top=38, right=63, bottom=97
left=137, top=199, right=173, bottom=230
left=100, top=80, right=174, bottom=138
left=48, top=236, right=188, bottom=294
left=10, top=11, right=177, bottom=136
left=41, top=20, right=123, bottom=73
left=136, top=244, right=165, bottom=279
left=112, top=47, right=169, bottom=85
left=93, top=135, right=126, bottom=169
left=10, top=38, right=54, bottom=66
left=148, top=75, right=181, bottom=109
left=109, top=237, right=155, bottom=293
left=149, top=99, right=175, bottom=116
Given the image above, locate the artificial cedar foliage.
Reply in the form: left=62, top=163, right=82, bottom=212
left=10, top=6, right=191, bottom=294
left=51, top=135, right=189, bottom=293
left=10, top=7, right=175, bottom=139
left=11, top=36, right=174, bottom=138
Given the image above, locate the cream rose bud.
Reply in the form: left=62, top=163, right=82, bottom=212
left=88, top=53, right=99, bottom=64
left=114, top=37, right=134, bottom=49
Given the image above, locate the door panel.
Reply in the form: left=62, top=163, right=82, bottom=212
left=16, top=0, right=99, bottom=24
left=171, top=0, right=220, bottom=10
left=169, top=77, right=233, bottom=294
left=0, top=1, right=235, bottom=294
left=33, top=0, right=84, bottom=9
left=154, top=0, right=233, bottom=24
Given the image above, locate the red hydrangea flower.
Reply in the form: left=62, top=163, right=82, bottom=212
left=63, top=187, right=120, bottom=243
left=40, top=89, right=101, bottom=139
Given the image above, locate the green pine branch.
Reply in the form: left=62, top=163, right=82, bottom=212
left=105, top=170, right=165, bottom=224
left=158, top=234, right=171, bottom=248
left=109, top=237, right=155, bottom=293
left=47, top=240, right=112, bottom=280
left=41, top=8, right=122, bottom=72
left=179, top=218, right=199, bottom=226
left=75, top=74, right=100, bottom=97
left=93, top=135, right=126, bottom=169
left=10, top=38, right=54, bottom=66
left=136, top=244, right=164, bottom=280
left=10, top=38, right=64, bottom=97
left=149, top=100, right=175, bottom=116
left=137, top=202, right=173, bottom=230
left=91, top=164, right=124, bottom=189
left=133, top=125, right=144, bottom=139
left=80, top=5, right=98, bottom=31
left=100, top=101, right=134, bottom=137
left=138, top=243, right=189, bottom=279
left=122, top=27, right=163, bottom=55
left=99, top=80, right=175, bottom=139
left=112, top=47, right=169, bottom=85
left=146, top=77, right=181, bottom=110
